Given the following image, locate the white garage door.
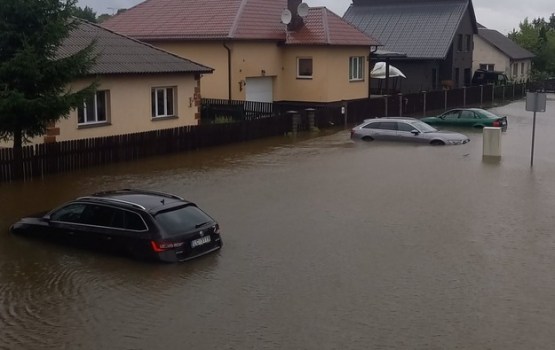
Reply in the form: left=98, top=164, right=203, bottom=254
left=246, top=77, right=273, bottom=103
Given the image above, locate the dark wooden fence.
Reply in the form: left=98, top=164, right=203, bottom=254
left=0, top=82, right=533, bottom=183
left=346, top=83, right=527, bottom=124
left=0, top=117, right=292, bottom=183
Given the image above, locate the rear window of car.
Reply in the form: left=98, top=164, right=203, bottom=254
left=155, top=205, right=213, bottom=236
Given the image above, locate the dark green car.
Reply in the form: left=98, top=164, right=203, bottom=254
left=421, top=108, right=508, bottom=131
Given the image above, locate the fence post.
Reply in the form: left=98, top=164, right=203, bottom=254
left=398, top=93, right=403, bottom=117
left=502, top=85, right=506, bottom=102
left=491, top=84, right=495, bottom=106
left=444, top=89, right=448, bottom=111
left=384, top=96, right=388, bottom=117
left=288, top=110, right=300, bottom=135
left=422, top=91, right=427, bottom=117
left=306, top=108, right=317, bottom=131
left=480, top=85, right=483, bottom=108
left=463, top=86, right=467, bottom=107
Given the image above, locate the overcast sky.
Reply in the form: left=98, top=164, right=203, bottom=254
left=78, top=0, right=554, bottom=35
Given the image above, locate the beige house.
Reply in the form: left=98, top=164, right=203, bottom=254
left=473, top=25, right=534, bottom=83
left=19, top=20, right=213, bottom=145
left=103, top=0, right=381, bottom=104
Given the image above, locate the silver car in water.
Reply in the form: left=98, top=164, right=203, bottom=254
left=350, top=117, right=470, bottom=145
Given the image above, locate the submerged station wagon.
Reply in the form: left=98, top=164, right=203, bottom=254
left=10, top=189, right=222, bottom=263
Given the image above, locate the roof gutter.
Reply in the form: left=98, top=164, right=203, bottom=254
left=223, top=41, right=232, bottom=100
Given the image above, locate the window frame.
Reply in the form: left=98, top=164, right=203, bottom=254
left=296, top=57, right=313, bottom=79
left=77, top=90, right=110, bottom=126
left=349, top=56, right=365, bottom=81
left=151, top=86, right=177, bottom=118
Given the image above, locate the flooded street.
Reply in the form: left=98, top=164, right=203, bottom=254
left=2, top=96, right=555, bottom=349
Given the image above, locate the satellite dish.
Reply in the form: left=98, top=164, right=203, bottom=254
left=297, top=3, right=309, bottom=18
left=281, top=9, right=292, bottom=25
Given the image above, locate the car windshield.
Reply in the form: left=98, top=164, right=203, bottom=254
left=411, top=121, right=438, bottom=133
left=155, top=205, right=213, bottom=236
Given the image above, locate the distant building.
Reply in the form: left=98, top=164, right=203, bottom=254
left=473, top=24, right=535, bottom=83
left=344, top=0, right=478, bottom=93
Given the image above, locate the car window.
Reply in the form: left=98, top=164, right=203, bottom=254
left=80, top=204, right=119, bottom=227
left=411, top=121, right=437, bottom=133
left=397, top=122, right=415, bottom=132
left=460, top=110, right=476, bottom=119
left=155, top=205, right=213, bottom=236
left=377, top=122, right=397, bottom=130
left=50, top=203, right=87, bottom=223
left=111, top=209, right=148, bottom=231
left=363, top=122, right=380, bottom=129
left=442, top=111, right=460, bottom=119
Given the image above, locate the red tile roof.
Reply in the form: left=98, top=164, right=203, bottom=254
left=286, top=7, right=380, bottom=46
left=103, top=0, right=380, bottom=46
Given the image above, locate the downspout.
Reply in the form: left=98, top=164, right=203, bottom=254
left=223, top=41, right=232, bottom=100
left=368, top=45, right=378, bottom=99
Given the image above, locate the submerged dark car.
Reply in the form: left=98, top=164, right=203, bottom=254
left=10, top=189, right=222, bottom=263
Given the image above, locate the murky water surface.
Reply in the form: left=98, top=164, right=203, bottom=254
left=2, top=97, right=555, bottom=349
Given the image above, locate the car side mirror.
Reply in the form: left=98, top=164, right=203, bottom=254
left=43, top=215, right=51, bottom=223
left=411, top=130, right=420, bottom=135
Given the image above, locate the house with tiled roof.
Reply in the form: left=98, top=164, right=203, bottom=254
left=32, top=19, right=213, bottom=144
left=473, top=24, right=535, bottom=83
left=103, top=0, right=381, bottom=104
left=344, top=0, right=478, bottom=93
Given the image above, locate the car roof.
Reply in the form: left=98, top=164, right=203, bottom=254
left=77, top=189, right=192, bottom=213
left=363, top=117, right=419, bottom=122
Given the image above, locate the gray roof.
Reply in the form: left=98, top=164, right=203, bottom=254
left=344, top=0, right=476, bottom=60
left=478, top=28, right=535, bottom=60
left=57, top=20, right=213, bottom=75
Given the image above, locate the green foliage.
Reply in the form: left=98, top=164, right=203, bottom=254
left=0, top=0, right=97, bottom=146
left=72, top=5, right=97, bottom=23
left=509, top=14, right=555, bottom=78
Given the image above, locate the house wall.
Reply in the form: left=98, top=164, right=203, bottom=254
left=449, top=9, right=475, bottom=88
left=473, top=35, right=532, bottom=82
left=473, top=35, right=510, bottom=74
left=373, top=60, right=439, bottom=93
left=281, top=46, right=370, bottom=102
left=152, top=40, right=370, bottom=103
left=53, top=73, right=200, bottom=143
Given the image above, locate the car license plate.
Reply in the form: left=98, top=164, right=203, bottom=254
left=191, top=236, right=211, bottom=248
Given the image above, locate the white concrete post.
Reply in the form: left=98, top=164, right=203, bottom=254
left=483, top=127, right=502, bottom=160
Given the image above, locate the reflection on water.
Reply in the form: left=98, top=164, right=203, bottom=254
left=2, top=99, right=555, bottom=349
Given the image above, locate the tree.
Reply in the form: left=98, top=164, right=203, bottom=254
left=72, top=5, right=97, bottom=22
left=509, top=14, right=555, bottom=79
left=0, top=0, right=96, bottom=177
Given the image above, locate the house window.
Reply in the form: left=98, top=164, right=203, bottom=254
left=78, top=90, right=110, bottom=125
left=297, top=57, right=313, bottom=79
left=512, top=63, right=518, bottom=76
left=521, top=62, right=525, bottom=75
left=349, top=56, right=365, bottom=81
left=457, top=34, right=463, bottom=51
left=466, top=35, right=472, bottom=51
left=151, top=87, right=176, bottom=118
left=479, top=64, right=494, bottom=71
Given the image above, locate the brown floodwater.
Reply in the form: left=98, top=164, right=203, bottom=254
left=2, top=96, right=555, bottom=349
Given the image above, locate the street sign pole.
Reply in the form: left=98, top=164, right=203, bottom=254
left=531, top=92, right=537, bottom=167
left=526, top=91, right=547, bottom=168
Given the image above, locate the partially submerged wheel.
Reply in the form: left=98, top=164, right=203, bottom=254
left=362, top=136, right=374, bottom=142
left=430, top=140, right=445, bottom=146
